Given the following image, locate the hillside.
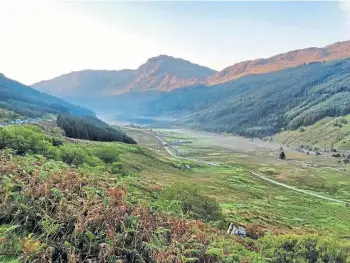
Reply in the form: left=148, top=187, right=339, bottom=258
left=124, top=55, right=215, bottom=93
left=275, top=115, right=350, bottom=151
left=104, top=59, right=350, bottom=137
left=0, top=73, right=94, bottom=118
left=32, top=55, right=216, bottom=99
left=1, top=121, right=350, bottom=262
left=207, top=40, right=350, bottom=85
left=32, top=70, right=134, bottom=99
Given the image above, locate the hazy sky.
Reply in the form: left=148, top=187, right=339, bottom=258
left=0, top=1, right=349, bottom=85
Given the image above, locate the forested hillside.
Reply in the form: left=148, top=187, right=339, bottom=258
left=105, top=59, right=350, bottom=137
left=57, top=114, right=136, bottom=144
left=0, top=73, right=94, bottom=118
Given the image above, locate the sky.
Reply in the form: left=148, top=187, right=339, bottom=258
left=0, top=0, right=349, bottom=85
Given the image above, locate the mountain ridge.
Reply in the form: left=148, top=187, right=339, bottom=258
left=33, top=55, right=216, bottom=98
left=207, top=40, right=350, bottom=85
left=32, top=40, right=350, bottom=100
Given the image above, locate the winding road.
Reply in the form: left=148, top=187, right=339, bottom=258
left=153, top=131, right=349, bottom=205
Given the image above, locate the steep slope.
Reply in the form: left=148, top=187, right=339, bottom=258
left=124, top=55, right=215, bottom=93
left=207, top=40, right=350, bottom=85
left=106, top=59, right=350, bottom=137
left=275, top=116, right=350, bottom=150
left=32, top=55, right=216, bottom=99
left=33, top=70, right=134, bottom=99
left=0, top=73, right=94, bottom=118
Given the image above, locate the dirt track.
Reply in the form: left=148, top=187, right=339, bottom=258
left=153, top=129, right=349, bottom=205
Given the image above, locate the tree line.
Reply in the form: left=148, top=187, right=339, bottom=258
left=57, top=114, right=136, bottom=144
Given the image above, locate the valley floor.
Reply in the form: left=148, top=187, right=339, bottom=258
left=124, top=127, right=350, bottom=238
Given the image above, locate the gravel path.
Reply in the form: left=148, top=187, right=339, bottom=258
left=249, top=171, right=349, bottom=204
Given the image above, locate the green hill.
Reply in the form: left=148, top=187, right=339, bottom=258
left=0, top=73, right=94, bottom=118
left=275, top=115, right=350, bottom=151
left=0, top=73, right=136, bottom=144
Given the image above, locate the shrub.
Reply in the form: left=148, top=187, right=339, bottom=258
left=93, top=146, right=120, bottom=164
left=0, top=126, right=54, bottom=156
left=159, top=183, right=223, bottom=222
left=261, top=234, right=350, bottom=263
left=279, top=151, right=286, bottom=159
left=110, top=161, right=127, bottom=176
left=51, top=137, right=64, bottom=147
left=0, top=126, right=128, bottom=168
left=59, top=145, right=89, bottom=166
left=0, top=156, right=216, bottom=263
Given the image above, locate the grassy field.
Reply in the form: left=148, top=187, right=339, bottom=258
left=123, top=127, right=350, bottom=239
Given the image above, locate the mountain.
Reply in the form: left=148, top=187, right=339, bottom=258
left=33, top=40, right=350, bottom=100
left=0, top=73, right=94, bottom=118
left=32, top=55, right=216, bottom=99
left=32, top=70, right=134, bottom=99
left=106, top=59, right=350, bottom=137
left=207, top=40, right=350, bottom=85
left=123, top=55, right=215, bottom=93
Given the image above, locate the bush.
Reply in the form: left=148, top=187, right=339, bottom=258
left=159, top=183, right=223, bottom=222
left=279, top=151, right=286, bottom=159
left=59, top=145, right=89, bottom=166
left=110, top=161, right=127, bottom=176
left=52, top=137, right=64, bottom=146
left=0, top=126, right=129, bottom=168
left=93, top=146, right=120, bottom=164
left=261, top=234, right=350, bottom=263
left=0, top=126, right=55, bottom=156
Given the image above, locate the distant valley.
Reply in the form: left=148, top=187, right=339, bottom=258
left=31, top=39, right=350, bottom=146
left=105, top=58, right=350, bottom=138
